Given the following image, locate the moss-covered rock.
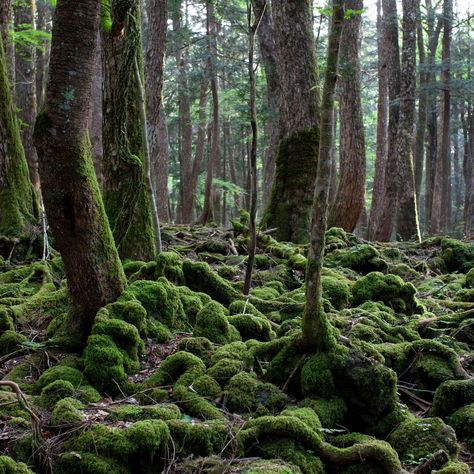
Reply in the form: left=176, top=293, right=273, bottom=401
left=0, top=330, right=26, bottom=356
left=465, top=268, right=474, bottom=289
left=192, top=375, right=221, bottom=398
left=0, top=455, right=34, bottom=474
left=55, top=452, right=129, bottom=474
left=447, top=404, right=474, bottom=451
left=207, top=358, right=245, bottom=386
left=35, top=365, right=86, bottom=393
left=431, top=379, right=474, bottom=417
left=440, top=238, right=474, bottom=273
left=177, top=337, right=214, bottom=365
left=126, top=419, right=169, bottom=460
left=298, top=397, right=347, bottom=428
left=39, top=379, right=75, bottom=409
left=327, top=244, right=388, bottom=274
left=194, top=301, right=234, bottom=345
left=108, top=403, right=181, bottom=422
left=321, top=275, right=350, bottom=310
left=173, top=384, right=224, bottom=420
left=352, top=272, right=422, bottom=315
left=51, top=397, right=85, bottom=425
left=155, top=251, right=184, bottom=284
left=228, top=314, right=273, bottom=341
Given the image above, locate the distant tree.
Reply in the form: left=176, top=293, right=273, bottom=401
left=34, top=0, right=125, bottom=343
left=261, top=0, right=320, bottom=244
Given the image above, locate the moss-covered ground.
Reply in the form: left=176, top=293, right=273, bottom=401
left=0, top=220, right=473, bottom=473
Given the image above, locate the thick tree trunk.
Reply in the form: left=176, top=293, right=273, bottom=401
left=368, top=0, right=388, bottom=240
left=431, top=0, right=452, bottom=234
left=396, top=0, right=421, bottom=241
left=34, top=0, right=125, bottom=343
left=0, top=0, right=14, bottom=86
left=14, top=0, right=40, bottom=195
left=328, top=0, right=365, bottom=232
left=302, top=0, right=343, bottom=352
left=373, top=0, right=401, bottom=241
left=251, top=0, right=279, bottom=206
left=101, top=0, right=156, bottom=260
left=261, top=0, right=319, bottom=244
left=145, top=0, right=169, bottom=222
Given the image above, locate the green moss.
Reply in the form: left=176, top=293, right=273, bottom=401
left=239, top=459, right=302, bottom=473
left=177, top=286, right=206, bottom=325
left=388, top=417, right=459, bottom=465
left=155, top=251, right=184, bottom=284
left=194, top=301, right=233, bottom=345
left=173, top=384, right=224, bottom=420
left=0, top=307, right=14, bottom=331
left=183, top=260, right=239, bottom=305
left=35, top=365, right=86, bottom=393
left=109, top=403, right=181, bottom=422
left=299, top=397, right=347, bottom=428
left=225, top=372, right=288, bottom=415
left=126, top=419, right=169, bottom=460
left=207, top=358, right=245, bottom=386
left=0, top=391, right=28, bottom=419
left=228, top=314, right=273, bottom=341
left=352, top=272, right=422, bottom=315
left=300, top=354, right=336, bottom=399
left=433, top=462, right=471, bottom=474
left=211, top=342, right=253, bottom=368
left=166, top=419, right=228, bottom=456
left=39, top=379, right=75, bottom=409
left=98, top=301, right=147, bottom=334
left=440, top=238, right=474, bottom=273
left=454, top=288, right=474, bottom=302
left=217, top=264, right=238, bottom=279
left=465, top=268, right=474, bottom=289
left=327, top=244, right=388, bottom=274
left=0, top=330, right=26, bottom=356
left=431, top=379, right=474, bottom=417
left=251, top=287, right=280, bottom=300
left=0, top=455, right=34, bottom=474
left=146, top=351, right=206, bottom=387
left=388, top=263, right=419, bottom=280
left=178, top=337, right=214, bottom=365
left=229, top=300, right=266, bottom=318
left=280, top=407, right=322, bottom=431
left=56, top=452, right=129, bottom=474
left=51, top=397, right=84, bottom=425
left=447, top=404, right=474, bottom=450
left=192, top=375, right=221, bottom=398
left=321, top=276, right=350, bottom=310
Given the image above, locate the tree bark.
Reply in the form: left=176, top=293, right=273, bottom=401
left=101, top=0, right=156, bottom=260
left=396, top=0, right=421, bottom=241
left=145, top=0, right=169, bottom=222
left=368, top=0, right=388, bottom=240
left=373, top=0, right=401, bottom=241
left=14, top=0, right=40, bottom=195
left=302, top=0, right=344, bottom=352
left=35, top=0, right=51, bottom=107
left=328, top=0, right=365, bottom=232
left=34, top=0, right=125, bottom=343
left=462, top=107, right=473, bottom=237
left=261, top=0, right=320, bottom=244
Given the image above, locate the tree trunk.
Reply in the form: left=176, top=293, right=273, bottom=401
left=368, top=0, right=388, bottom=240
left=431, top=0, right=452, bottom=234
left=101, top=0, right=156, bottom=260
left=373, top=0, right=401, bottom=241
left=251, top=0, right=279, bottom=207
left=0, top=0, right=14, bottom=86
left=261, top=0, right=319, bottom=244
left=14, top=0, right=40, bottom=195
left=34, top=0, right=125, bottom=343
left=302, top=0, right=344, bottom=352
left=396, top=0, right=421, bottom=241
left=463, top=108, right=473, bottom=238
left=328, top=0, right=365, bottom=232
left=35, top=0, right=51, bottom=107
left=199, top=1, right=220, bottom=225
left=145, top=0, right=169, bottom=223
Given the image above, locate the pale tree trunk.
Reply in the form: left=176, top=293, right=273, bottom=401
left=251, top=0, right=279, bottom=206
left=431, top=0, right=452, bottom=234
left=396, top=0, right=421, bottom=241
left=261, top=0, right=320, bottom=244
left=14, top=0, right=40, bottom=195
left=145, top=0, right=169, bottom=222
left=374, top=0, right=401, bottom=241
left=368, top=0, right=388, bottom=240
left=302, top=0, right=343, bottom=352
left=34, top=0, right=125, bottom=344
left=328, top=0, right=365, bottom=232
left=199, top=1, right=220, bottom=225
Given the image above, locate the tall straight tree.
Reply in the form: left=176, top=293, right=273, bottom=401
left=431, top=0, right=452, bottom=234
left=0, top=17, right=38, bottom=243
left=145, top=0, right=169, bottom=222
left=261, top=0, right=319, bottom=244
left=374, top=0, right=401, bottom=241
left=14, top=0, right=40, bottom=194
left=34, top=0, right=125, bottom=343
left=101, top=0, right=156, bottom=260
left=396, top=0, right=421, bottom=241
left=328, top=0, right=366, bottom=232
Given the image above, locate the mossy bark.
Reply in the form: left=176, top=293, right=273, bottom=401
left=0, top=31, right=39, bottom=241
left=101, top=0, right=156, bottom=260
left=261, top=0, right=319, bottom=244
left=34, top=0, right=125, bottom=343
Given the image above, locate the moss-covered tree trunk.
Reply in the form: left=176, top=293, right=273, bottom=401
left=101, top=0, right=156, bottom=261
left=302, top=0, right=344, bottom=352
left=328, top=0, right=366, bottom=233
left=0, top=28, right=39, bottom=243
left=34, top=0, right=125, bottom=343
left=261, top=0, right=319, bottom=244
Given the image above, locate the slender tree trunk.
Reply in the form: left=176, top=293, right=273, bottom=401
left=199, top=1, right=220, bottom=225
left=302, top=0, right=344, bottom=352
left=145, top=0, right=169, bottom=223
left=431, top=0, right=452, bottom=234
left=0, top=0, right=14, bottom=86
left=35, top=0, right=50, bottom=106
left=261, top=0, right=320, bottom=244
left=368, top=0, right=388, bottom=240
left=463, top=107, right=473, bottom=237
left=396, top=0, right=421, bottom=241
left=34, top=0, right=125, bottom=343
left=14, top=0, right=40, bottom=195
left=374, top=0, right=401, bottom=241
left=328, top=0, right=365, bottom=232
left=101, top=0, right=156, bottom=260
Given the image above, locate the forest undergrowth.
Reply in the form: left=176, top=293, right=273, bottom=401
left=1, top=214, right=474, bottom=474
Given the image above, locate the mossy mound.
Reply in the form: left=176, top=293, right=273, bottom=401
left=326, top=244, right=388, bottom=274
left=440, top=238, right=474, bottom=273
left=50, top=397, right=84, bottom=425
left=0, top=456, right=34, bottom=474
left=194, top=301, right=236, bottom=344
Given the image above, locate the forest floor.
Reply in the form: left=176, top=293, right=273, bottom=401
left=1, top=215, right=474, bottom=473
